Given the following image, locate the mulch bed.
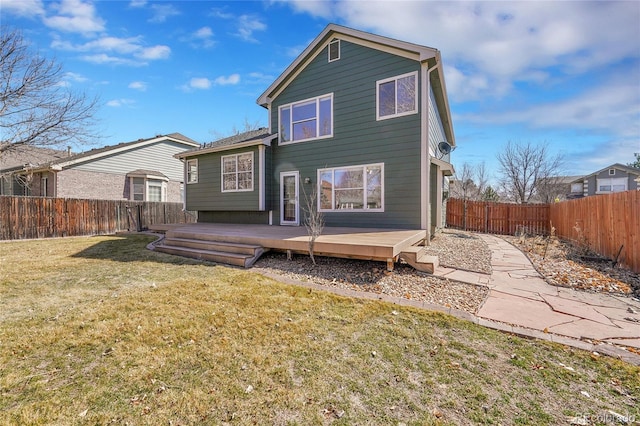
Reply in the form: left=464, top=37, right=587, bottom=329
left=505, top=235, right=640, bottom=298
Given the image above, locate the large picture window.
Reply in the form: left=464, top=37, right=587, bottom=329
left=377, top=71, right=418, bottom=120
left=222, top=152, right=254, bottom=192
left=279, top=94, right=333, bottom=143
left=318, top=163, right=383, bottom=212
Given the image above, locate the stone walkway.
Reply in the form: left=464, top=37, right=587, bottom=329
left=435, top=234, right=640, bottom=364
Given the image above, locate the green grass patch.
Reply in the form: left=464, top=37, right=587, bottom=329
left=0, top=235, right=638, bottom=425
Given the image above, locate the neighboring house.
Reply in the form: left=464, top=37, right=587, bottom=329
left=177, top=24, right=455, bottom=237
left=536, top=175, right=583, bottom=202
left=570, top=164, right=640, bottom=197
left=0, top=133, right=199, bottom=202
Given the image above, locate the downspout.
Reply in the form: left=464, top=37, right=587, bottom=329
left=421, top=60, right=439, bottom=235
left=180, top=158, right=187, bottom=212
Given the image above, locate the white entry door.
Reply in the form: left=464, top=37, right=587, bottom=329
left=280, top=171, right=299, bottom=225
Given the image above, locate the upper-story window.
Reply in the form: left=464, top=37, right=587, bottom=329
left=279, top=94, right=333, bottom=144
left=328, top=39, right=340, bottom=62
left=222, top=152, right=253, bottom=192
left=186, top=159, right=198, bottom=184
left=377, top=71, right=418, bottom=120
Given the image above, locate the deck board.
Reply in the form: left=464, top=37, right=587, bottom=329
left=152, top=223, right=426, bottom=261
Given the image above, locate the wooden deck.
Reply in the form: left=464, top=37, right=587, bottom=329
left=150, top=223, right=436, bottom=271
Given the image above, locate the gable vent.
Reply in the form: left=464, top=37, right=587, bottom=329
left=328, top=39, right=340, bottom=62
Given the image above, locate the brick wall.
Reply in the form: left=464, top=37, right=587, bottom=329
left=56, top=169, right=184, bottom=202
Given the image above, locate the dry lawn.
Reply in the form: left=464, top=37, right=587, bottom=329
left=1, top=235, right=638, bottom=425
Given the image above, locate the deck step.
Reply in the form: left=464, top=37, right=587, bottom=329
left=399, top=246, right=439, bottom=274
left=154, top=233, right=265, bottom=268
left=163, top=237, right=262, bottom=256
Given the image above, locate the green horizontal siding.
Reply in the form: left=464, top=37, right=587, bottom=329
left=270, top=40, right=423, bottom=228
left=185, top=146, right=261, bottom=211
left=198, top=211, right=269, bottom=224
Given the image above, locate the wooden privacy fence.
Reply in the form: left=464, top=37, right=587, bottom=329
left=446, top=192, right=640, bottom=273
left=0, top=196, right=195, bottom=241
left=549, top=191, right=639, bottom=274
left=446, top=198, right=550, bottom=235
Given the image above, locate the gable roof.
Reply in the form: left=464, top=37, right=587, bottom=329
left=0, top=145, right=70, bottom=172
left=257, top=24, right=439, bottom=107
left=176, top=128, right=277, bottom=158
left=256, top=23, right=455, bottom=147
left=1, top=133, right=199, bottom=174
left=47, top=133, right=199, bottom=169
left=582, top=163, right=640, bottom=179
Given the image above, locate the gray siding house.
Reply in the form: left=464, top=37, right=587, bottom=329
left=178, top=24, right=455, bottom=237
left=569, top=163, right=640, bottom=197
left=0, top=133, right=199, bottom=202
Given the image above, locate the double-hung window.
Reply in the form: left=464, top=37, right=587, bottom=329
left=186, top=159, right=198, bottom=184
left=377, top=71, right=418, bottom=120
left=222, top=152, right=253, bottom=192
left=129, top=176, right=167, bottom=201
left=318, top=163, right=383, bottom=212
left=279, top=94, right=333, bottom=143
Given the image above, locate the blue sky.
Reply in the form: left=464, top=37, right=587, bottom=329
left=2, top=0, right=639, bottom=180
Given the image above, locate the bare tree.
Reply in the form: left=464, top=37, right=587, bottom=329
left=450, top=161, right=491, bottom=201
left=300, top=178, right=324, bottom=265
left=209, top=117, right=265, bottom=140
left=0, top=27, right=100, bottom=156
left=497, top=141, right=563, bottom=204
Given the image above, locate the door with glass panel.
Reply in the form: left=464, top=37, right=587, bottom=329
left=280, top=171, right=299, bottom=225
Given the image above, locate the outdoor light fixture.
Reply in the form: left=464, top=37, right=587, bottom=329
left=304, top=177, right=312, bottom=184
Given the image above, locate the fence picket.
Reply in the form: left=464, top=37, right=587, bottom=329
left=446, top=193, right=639, bottom=273
left=0, top=196, right=195, bottom=241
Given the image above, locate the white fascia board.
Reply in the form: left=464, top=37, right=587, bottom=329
left=175, top=135, right=276, bottom=159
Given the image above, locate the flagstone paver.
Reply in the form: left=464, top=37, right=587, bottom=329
left=434, top=234, right=640, bottom=362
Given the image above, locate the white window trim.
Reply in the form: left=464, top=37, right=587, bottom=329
left=186, top=159, right=198, bottom=184
left=596, top=177, right=627, bottom=194
left=129, top=177, right=167, bottom=202
left=221, top=152, right=254, bottom=193
left=608, top=169, right=616, bottom=176
left=328, top=39, right=340, bottom=62
left=376, top=71, right=418, bottom=121
left=317, top=163, right=384, bottom=213
left=278, top=93, right=334, bottom=145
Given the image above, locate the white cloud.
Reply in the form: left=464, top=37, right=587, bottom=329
left=106, top=98, right=135, bottom=107
left=43, top=0, right=105, bottom=35
left=64, top=71, right=88, bottom=83
left=214, top=74, right=240, bottom=86
left=128, top=81, right=147, bottom=91
left=80, top=53, right=140, bottom=66
left=0, top=0, right=45, bottom=17
left=285, top=1, right=640, bottom=100
left=129, top=0, right=146, bottom=8
left=149, top=3, right=180, bottom=23
left=195, top=26, right=213, bottom=39
left=189, top=77, right=212, bottom=90
left=184, top=26, right=216, bottom=49
left=52, top=35, right=171, bottom=65
left=235, top=14, right=266, bottom=42
left=138, top=45, right=171, bottom=60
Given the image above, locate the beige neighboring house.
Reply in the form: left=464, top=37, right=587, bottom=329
left=0, top=133, right=199, bottom=202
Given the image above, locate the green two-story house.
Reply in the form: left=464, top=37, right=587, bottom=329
left=177, top=24, right=455, bottom=239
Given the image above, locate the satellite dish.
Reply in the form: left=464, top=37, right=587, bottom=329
left=437, top=141, right=452, bottom=158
